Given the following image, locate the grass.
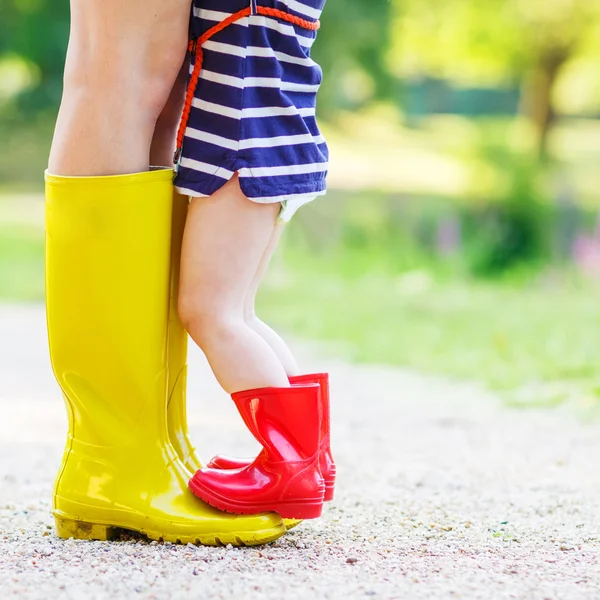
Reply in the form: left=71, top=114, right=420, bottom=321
left=0, top=223, right=44, bottom=301
left=258, top=246, right=600, bottom=410
left=1, top=209, right=599, bottom=410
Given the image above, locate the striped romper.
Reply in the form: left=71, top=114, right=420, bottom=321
left=174, top=0, right=328, bottom=221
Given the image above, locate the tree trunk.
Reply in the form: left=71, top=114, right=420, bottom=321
left=520, top=49, right=569, bottom=162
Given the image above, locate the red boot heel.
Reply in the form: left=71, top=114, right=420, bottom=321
left=189, top=383, right=325, bottom=519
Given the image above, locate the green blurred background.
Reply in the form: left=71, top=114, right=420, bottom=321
left=1, top=0, right=600, bottom=408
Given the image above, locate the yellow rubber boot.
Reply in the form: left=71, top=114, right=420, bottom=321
left=45, top=169, right=286, bottom=546
left=164, top=190, right=302, bottom=531
left=166, top=191, right=202, bottom=473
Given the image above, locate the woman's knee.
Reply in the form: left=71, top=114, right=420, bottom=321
left=64, top=0, right=190, bottom=121
left=62, top=48, right=187, bottom=124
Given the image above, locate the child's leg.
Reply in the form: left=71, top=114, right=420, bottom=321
left=243, top=225, right=301, bottom=378
left=178, top=175, right=290, bottom=394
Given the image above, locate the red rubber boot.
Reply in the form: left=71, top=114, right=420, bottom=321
left=207, top=373, right=336, bottom=501
left=188, top=384, right=325, bottom=519
left=292, top=374, right=336, bottom=500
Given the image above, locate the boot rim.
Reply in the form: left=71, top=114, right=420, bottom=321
left=45, top=168, right=174, bottom=186
left=231, top=383, right=320, bottom=402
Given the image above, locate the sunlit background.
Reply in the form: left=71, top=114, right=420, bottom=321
left=1, top=0, right=600, bottom=410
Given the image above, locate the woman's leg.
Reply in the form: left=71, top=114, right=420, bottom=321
left=178, top=176, right=290, bottom=394
left=150, top=63, right=188, bottom=167
left=243, top=226, right=301, bottom=377
left=48, top=0, right=192, bottom=176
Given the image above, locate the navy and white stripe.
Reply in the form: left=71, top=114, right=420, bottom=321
left=175, top=0, right=328, bottom=219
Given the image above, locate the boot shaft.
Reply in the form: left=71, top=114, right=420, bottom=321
left=167, top=190, right=189, bottom=394
left=166, top=191, right=196, bottom=465
left=45, top=169, right=174, bottom=446
left=231, top=384, right=321, bottom=463
left=289, top=373, right=329, bottom=440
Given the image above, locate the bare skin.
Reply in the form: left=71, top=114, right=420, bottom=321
left=178, top=179, right=294, bottom=394
left=150, top=64, right=188, bottom=167
left=48, top=0, right=192, bottom=175
left=243, top=225, right=301, bottom=377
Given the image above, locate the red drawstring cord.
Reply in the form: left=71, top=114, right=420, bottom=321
left=174, top=6, right=320, bottom=164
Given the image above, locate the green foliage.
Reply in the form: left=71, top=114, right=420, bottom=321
left=312, top=0, right=394, bottom=113
left=0, top=222, right=44, bottom=300
left=391, top=0, right=600, bottom=84
left=462, top=162, right=550, bottom=277
left=391, top=0, right=600, bottom=156
left=0, top=0, right=69, bottom=115
left=0, top=116, right=53, bottom=190
left=289, top=156, right=565, bottom=280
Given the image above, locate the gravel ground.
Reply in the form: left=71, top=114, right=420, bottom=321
left=1, top=304, right=599, bottom=599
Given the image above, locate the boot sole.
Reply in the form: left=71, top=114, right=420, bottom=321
left=188, top=478, right=324, bottom=520
left=284, top=519, right=303, bottom=530
left=54, top=513, right=285, bottom=547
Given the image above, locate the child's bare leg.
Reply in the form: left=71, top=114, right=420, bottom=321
left=243, top=225, right=301, bottom=377
left=179, top=176, right=290, bottom=394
